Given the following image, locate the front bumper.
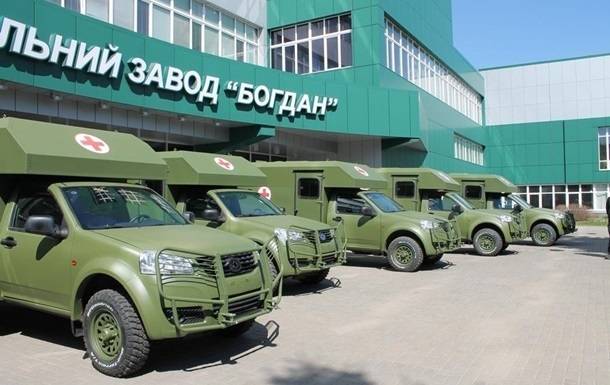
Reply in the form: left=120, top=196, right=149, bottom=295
left=428, top=221, right=462, bottom=254
left=153, top=246, right=281, bottom=337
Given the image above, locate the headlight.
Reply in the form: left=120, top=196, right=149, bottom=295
left=553, top=212, right=565, bottom=219
left=420, top=220, right=439, bottom=230
left=139, top=250, right=194, bottom=275
left=498, top=215, right=513, bottom=223
left=274, top=228, right=305, bottom=243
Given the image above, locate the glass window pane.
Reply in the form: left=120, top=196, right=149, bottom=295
left=283, top=26, right=295, bottom=43
left=221, top=33, right=235, bottom=59
left=174, top=0, right=189, bottom=12
left=174, top=14, right=190, bottom=48
left=568, top=194, right=579, bottom=206
left=327, top=36, right=338, bottom=69
left=152, top=5, right=171, bottom=42
left=582, top=184, right=593, bottom=192
left=222, top=14, right=235, bottom=32
left=340, top=14, right=351, bottom=30
left=312, top=38, right=324, bottom=72
left=192, top=0, right=204, bottom=17
left=326, top=17, right=338, bottom=33
left=246, top=25, right=257, bottom=41
left=246, top=43, right=257, bottom=64
left=192, top=22, right=202, bottom=51
left=236, top=20, right=246, bottom=37
left=582, top=193, right=593, bottom=208
left=341, top=33, right=352, bottom=67
left=530, top=195, right=539, bottom=208
left=297, top=23, right=308, bottom=40
left=66, top=0, right=81, bottom=12
left=542, top=194, right=553, bottom=209
left=271, top=30, right=282, bottom=45
left=600, top=135, right=607, bottom=161
left=114, top=0, right=134, bottom=29
left=205, top=6, right=219, bottom=25
left=204, top=26, right=219, bottom=55
left=555, top=185, right=566, bottom=192
left=271, top=47, right=282, bottom=70
left=86, top=0, right=109, bottom=22
left=401, top=48, right=409, bottom=78
left=541, top=185, right=553, bottom=193
left=137, top=0, right=149, bottom=35
left=236, top=39, right=244, bottom=62
left=311, top=20, right=323, bottom=37
left=393, top=43, right=400, bottom=73
left=568, top=185, right=579, bottom=192
left=297, top=42, right=309, bottom=74
left=555, top=193, right=566, bottom=207
left=285, top=45, right=295, bottom=73
left=601, top=161, right=608, bottom=170
left=529, top=186, right=540, bottom=193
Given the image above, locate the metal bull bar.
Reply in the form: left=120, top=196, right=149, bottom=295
left=428, top=219, right=462, bottom=251
left=284, top=222, right=348, bottom=274
left=154, top=243, right=282, bottom=334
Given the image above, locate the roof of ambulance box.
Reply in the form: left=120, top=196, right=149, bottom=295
left=0, top=117, right=167, bottom=180
left=256, top=161, right=387, bottom=189
left=450, top=173, right=518, bottom=193
left=159, top=151, right=266, bottom=187
left=377, top=168, right=461, bottom=191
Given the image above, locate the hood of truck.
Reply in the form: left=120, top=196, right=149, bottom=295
left=239, top=215, right=329, bottom=232
left=379, top=210, right=438, bottom=225
left=93, top=225, right=257, bottom=256
left=476, top=208, right=518, bottom=218
left=528, top=207, right=562, bottom=216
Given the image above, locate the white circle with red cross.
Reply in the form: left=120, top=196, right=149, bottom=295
left=75, top=133, right=110, bottom=154
left=258, top=186, right=272, bottom=200
left=354, top=165, right=369, bottom=177
left=214, top=157, right=235, bottom=171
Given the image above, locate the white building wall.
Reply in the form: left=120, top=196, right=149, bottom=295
left=482, top=54, right=610, bottom=125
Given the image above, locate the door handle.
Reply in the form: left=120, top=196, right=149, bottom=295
left=1, top=237, right=17, bottom=248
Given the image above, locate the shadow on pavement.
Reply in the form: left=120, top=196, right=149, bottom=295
left=147, top=320, right=280, bottom=373
left=281, top=278, right=341, bottom=297
left=270, top=363, right=374, bottom=385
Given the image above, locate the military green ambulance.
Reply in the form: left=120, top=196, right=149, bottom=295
left=159, top=151, right=346, bottom=285
left=0, top=118, right=277, bottom=377
left=378, top=168, right=528, bottom=256
left=257, top=161, right=460, bottom=272
left=450, top=173, right=577, bottom=246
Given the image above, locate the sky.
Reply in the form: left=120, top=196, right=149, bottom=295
left=452, top=0, right=610, bottom=69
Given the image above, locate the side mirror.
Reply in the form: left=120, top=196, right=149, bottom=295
left=182, top=211, right=195, bottom=223
left=361, top=206, right=375, bottom=217
left=202, top=208, right=222, bottom=222
left=451, top=204, right=464, bottom=214
left=24, top=216, right=66, bottom=239
left=513, top=204, right=523, bottom=213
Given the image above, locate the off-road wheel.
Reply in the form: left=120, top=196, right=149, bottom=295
left=473, top=228, right=503, bottom=256
left=83, top=290, right=150, bottom=378
left=387, top=236, right=424, bottom=272
left=531, top=223, right=557, bottom=247
left=423, top=254, right=443, bottom=266
left=296, top=268, right=330, bottom=284
left=220, top=320, right=255, bottom=338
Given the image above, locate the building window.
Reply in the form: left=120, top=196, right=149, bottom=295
left=520, top=184, right=603, bottom=210
left=270, top=14, right=352, bottom=74
left=47, top=0, right=260, bottom=65
left=384, top=17, right=483, bottom=125
left=599, top=127, right=610, bottom=170
left=454, top=135, right=484, bottom=166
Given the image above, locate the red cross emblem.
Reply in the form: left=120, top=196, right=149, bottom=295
left=214, top=157, right=235, bottom=171
left=258, top=186, right=272, bottom=200
left=75, top=133, right=110, bottom=154
left=354, top=166, right=369, bottom=177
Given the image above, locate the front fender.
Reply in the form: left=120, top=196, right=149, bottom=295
left=467, top=218, right=511, bottom=242
left=382, top=223, right=429, bottom=252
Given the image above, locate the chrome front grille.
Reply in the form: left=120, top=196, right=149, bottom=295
left=221, top=252, right=256, bottom=277
left=303, top=229, right=334, bottom=244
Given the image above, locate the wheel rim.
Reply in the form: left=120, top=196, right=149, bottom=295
left=534, top=228, right=551, bottom=244
left=478, top=234, right=497, bottom=252
left=394, top=244, right=415, bottom=266
left=89, top=309, right=122, bottom=362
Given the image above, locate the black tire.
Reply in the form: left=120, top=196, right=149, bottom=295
left=473, top=228, right=503, bottom=256
left=423, top=254, right=443, bottom=266
left=387, top=236, right=424, bottom=272
left=219, top=320, right=255, bottom=338
left=296, top=268, right=330, bottom=284
left=501, top=243, right=509, bottom=251
left=531, top=223, right=557, bottom=247
left=83, top=289, right=150, bottom=378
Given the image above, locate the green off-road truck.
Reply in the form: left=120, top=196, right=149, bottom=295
left=377, top=168, right=528, bottom=256
left=159, top=151, right=346, bottom=285
left=257, top=161, right=461, bottom=272
left=0, top=118, right=277, bottom=377
left=450, top=173, right=577, bottom=246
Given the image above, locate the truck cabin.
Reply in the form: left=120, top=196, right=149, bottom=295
left=255, top=161, right=388, bottom=223
left=450, top=174, right=520, bottom=210
left=0, top=118, right=168, bottom=232
left=159, top=151, right=277, bottom=225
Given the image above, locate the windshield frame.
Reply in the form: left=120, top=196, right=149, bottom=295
left=62, top=185, right=188, bottom=230
left=361, top=192, right=405, bottom=213
left=508, top=194, right=532, bottom=209
left=445, top=192, right=475, bottom=210
left=213, top=190, right=284, bottom=218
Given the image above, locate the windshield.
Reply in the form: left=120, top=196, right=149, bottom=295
left=216, top=191, right=283, bottom=218
left=363, top=192, right=405, bottom=213
left=509, top=194, right=531, bottom=209
left=446, top=192, right=474, bottom=210
left=63, top=186, right=187, bottom=230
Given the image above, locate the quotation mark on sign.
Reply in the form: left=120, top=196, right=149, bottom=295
left=327, top=98, right=338, bottom=108
left=226, top=81, right=240, bottom=92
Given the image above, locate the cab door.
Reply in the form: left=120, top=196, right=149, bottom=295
left=332, top=193, right=381, bottom=252
left=392, top=177, right=418, bottom=210
left=0, top=188, right=73, bottom=310
left=294, top=173, right=324, bottom=222
left=463, top=183, right=485, bottom=209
